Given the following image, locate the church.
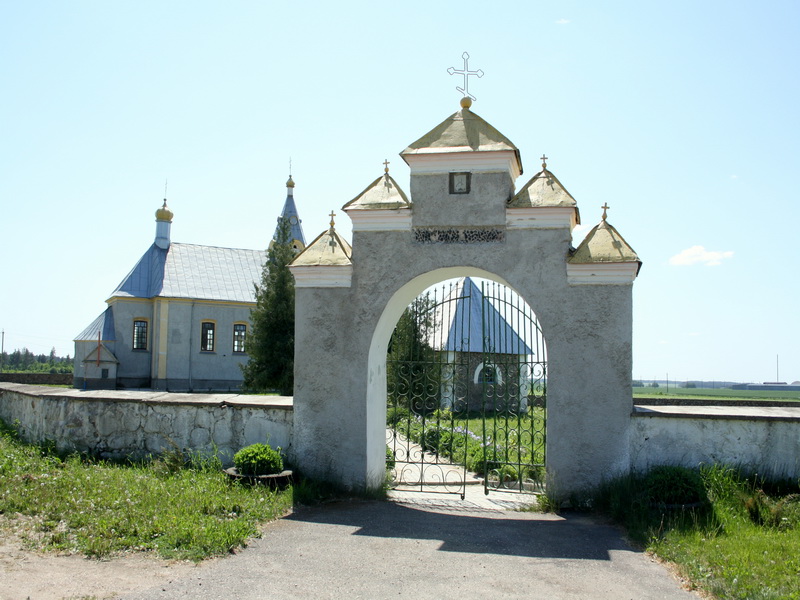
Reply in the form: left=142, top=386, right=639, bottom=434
left=73, top=178, right=306, bottom=391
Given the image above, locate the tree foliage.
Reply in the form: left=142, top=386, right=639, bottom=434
left=386, top=293, right=438, bottom=413
left=1, top=347, right=73, bottom=373
left=241, top=217, right=295, bottom=395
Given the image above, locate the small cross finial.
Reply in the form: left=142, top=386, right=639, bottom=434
left=447, top=51, right=484, bottom=102
left=329, top=210, right=336, bottom=229
left=601, top=203, right=610, bottom=221
left=164, top=178, right=168, bottom=199
left=383, top=159, right=390, bottom=174
left=540, top=154, right=548, bottom=170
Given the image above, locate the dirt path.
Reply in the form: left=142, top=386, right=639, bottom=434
left=0, top=520, right=196, bottom=600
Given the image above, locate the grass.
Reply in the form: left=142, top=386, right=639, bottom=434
left=0, top=420, right=292, bottom=561
left=588, top=464, right=800, bottom=599
left=634, top=386, right=800, bottom=402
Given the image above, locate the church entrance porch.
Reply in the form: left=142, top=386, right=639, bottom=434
left=386, top=277, right=546, bottom=498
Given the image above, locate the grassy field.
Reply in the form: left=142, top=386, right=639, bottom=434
left=0, top=421, right=292, bottom=561
left=634, top=386, right=800, bottom=402
left=589, top=464, right=800, bottom=600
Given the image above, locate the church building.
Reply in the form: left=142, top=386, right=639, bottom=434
left=73, top=178, right=305, bottom=391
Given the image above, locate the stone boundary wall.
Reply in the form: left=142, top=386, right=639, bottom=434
left=0, top=373, right=73, bottom=385
left=0, top=383, right=293, bottom=467
left=631, top=404, right=800, bottom=479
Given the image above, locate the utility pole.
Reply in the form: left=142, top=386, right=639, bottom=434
left=0, top=329, right=4, bottom=373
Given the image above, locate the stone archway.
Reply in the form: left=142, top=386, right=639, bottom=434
left=289, top=100, right=641, bottom=499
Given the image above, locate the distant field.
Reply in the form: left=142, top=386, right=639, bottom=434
left=633, top=386, right=800, bottom=402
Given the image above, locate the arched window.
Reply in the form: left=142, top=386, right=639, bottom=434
left=473, top=362, right=502, bottom=385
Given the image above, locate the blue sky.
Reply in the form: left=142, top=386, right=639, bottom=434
left=1, top=1, right=798, bottom=383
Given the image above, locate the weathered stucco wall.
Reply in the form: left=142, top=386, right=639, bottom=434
left=0, top=383, right=293, bottom=466
left=631, top=405, right=800, bottom=479
left=294, top=225, right=635, bottom=497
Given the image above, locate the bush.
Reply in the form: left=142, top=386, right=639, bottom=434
left=466, top=445, right=488, bottom=475
left=385, top=445, right=396, bottom=470
left=233, top=443, right=284, bottom=476
left=644, top=465, right=707, bottom=505
left=386, top=406, right=410, bottom=427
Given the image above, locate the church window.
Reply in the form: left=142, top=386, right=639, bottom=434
left=201, top=321, right=216, bottom=352
left=233, top=323, right=247, bottom=353
left=481, top=366, right=496, bottom=384
left=473, top=362, right=502, bottom=385
left=133, top=320, right=148, bottom=350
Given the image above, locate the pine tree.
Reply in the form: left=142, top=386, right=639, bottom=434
left=241, top=217, right=296, bottom=395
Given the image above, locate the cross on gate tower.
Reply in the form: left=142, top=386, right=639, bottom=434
left=447, top=52, right=484, bottom=101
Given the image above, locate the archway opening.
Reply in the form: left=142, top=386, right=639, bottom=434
left=368, top=268, right=547, bottom=497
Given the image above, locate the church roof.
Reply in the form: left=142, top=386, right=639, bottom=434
left=289, top=224, right=352, bottom=267
left=275, top=176, right=306, bottom=247
left=75, top=306, right=116, bottom=341
left=401, top=106, right=522, bottom=172
left=110, top=243, right=266, bottom=303
left=431, top=278, right=534, bottom=356
left=569, top=217, right=640, bottom=267
left=342, top=173, right=411, bottom=211
left=509, top=167, right=580, bottom=221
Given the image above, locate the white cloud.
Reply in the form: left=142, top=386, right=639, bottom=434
left=556, top=18, right=570, bottom=24
left=669, top=245, right=734, bottom=267
left=730, top=174, right=739, bottom=179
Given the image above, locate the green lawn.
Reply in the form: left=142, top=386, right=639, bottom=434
left=634, top=386, right=800, bottom=402
left=0, top=421, right=292, bottom=561
left=590, top=464, right=800, bottom=600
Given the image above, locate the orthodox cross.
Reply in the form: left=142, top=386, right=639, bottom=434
left=540, top=154, right=548, bottom=170
left=601, top=203, right=610, bottom=221
left=447, top=52, right=484, bottom=101
left=383, top=159, right=390, bottom=173
left=329, top=210, right=336, bottom=228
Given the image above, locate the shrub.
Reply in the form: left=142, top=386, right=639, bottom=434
left=421, top=426, right=443, bottom=453
left=467, top=445, right=488, bottom=475
left=644, top=465, right=707, bottom=505
left=385, top=445, right=396, bottom=470
left=386, top=406, right=410, bottom=427
left=233, top=443, right=284, bottom=476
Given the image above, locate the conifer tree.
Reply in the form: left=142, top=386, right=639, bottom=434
left=241, top=217, right=296, bottom=395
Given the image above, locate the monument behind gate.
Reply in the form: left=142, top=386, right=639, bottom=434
left=289, top=96, right=641, bottom=499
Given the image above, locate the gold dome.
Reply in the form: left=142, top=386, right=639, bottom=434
left=156, top=199, right=174, bottom=222
left=286, top=175, right=295, bottom=188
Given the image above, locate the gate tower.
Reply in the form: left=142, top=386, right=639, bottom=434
left=290, top=97, right=641, bottom=499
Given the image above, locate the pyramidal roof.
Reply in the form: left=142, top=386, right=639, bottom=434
left=430, top=278, right=534, bottom=356
left=569, top=217, right=640, bottom=266
left=342, top=172, right=411, bottom=211
left=509, top=166, right=580, bottom=219
left=275, top=176, right=306, bottom=248
left=401, top=106, right=521, bottom=169
left=289, top=223, right=352, bottom=267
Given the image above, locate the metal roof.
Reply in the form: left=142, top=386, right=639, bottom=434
left=75, top=306, right=116, bottom=341
left=110, top=242, right=266, bottom=303
left=431, top=278, right=533, bottom=356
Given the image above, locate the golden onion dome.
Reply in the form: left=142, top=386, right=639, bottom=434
left=286, top=175, right=295, bottom=188
left=156, top=199, right=174, bottom=222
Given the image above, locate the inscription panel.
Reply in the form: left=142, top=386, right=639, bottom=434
left=413, top=228, right=505, bottom=244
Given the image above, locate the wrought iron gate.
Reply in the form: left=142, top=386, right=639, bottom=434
left=386, top=278, right=546, bottom=498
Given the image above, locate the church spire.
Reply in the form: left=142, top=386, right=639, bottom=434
left=273, top=175, right=306, bottom=253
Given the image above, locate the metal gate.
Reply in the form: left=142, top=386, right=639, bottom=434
left=386, top=278, right=546, bottom=498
